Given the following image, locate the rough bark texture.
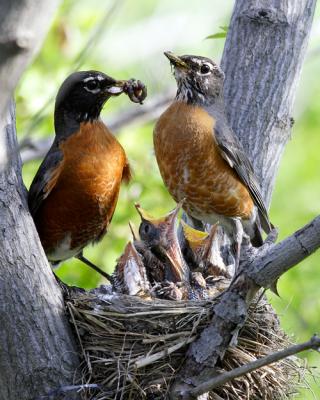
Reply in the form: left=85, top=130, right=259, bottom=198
left=249, top=215, right=320, bottom=286
left=221, top=0, right=316, bottom=206
left=0, top=0, right=59, bottom=115
left=170, top=0, right=317, bottom=398
left=0, top=1, right=80, bottom=400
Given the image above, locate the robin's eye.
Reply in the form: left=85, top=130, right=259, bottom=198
left=84, top=79, right=100, bottom=92
left=139, top=221, right=157, bottom=241
left=141, top=222, right=152, bottom=236
left=200, top=64, right=211, bottom=75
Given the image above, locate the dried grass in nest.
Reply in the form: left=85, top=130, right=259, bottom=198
left=66, top=285, right=302, bottom=400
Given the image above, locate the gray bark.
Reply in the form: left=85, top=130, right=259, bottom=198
left=0, top=0, right=59, bottom=116
left=0, top=1, right=80, bottom=400
left=221, top=0, right=316, bottom=206
left=249, top=215, right=320, bottom=286
left=170, top=0, right=317, bottom=398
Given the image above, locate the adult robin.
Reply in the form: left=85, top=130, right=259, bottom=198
left=28, top=70, right=146, bottom=280
left=154, top=52, right=271, bottom=266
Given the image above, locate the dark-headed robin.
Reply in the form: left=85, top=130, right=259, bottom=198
left=28, top=71, right=146, bottom=279
left=154, top=52, right=271, bottom=266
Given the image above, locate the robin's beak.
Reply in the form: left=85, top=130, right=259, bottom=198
left=114, top=242, right=150, bottom=296
left=159, top=202, right=189, bottom=283
left=135, top=201, right=189, bottom=283
left=181, top=220, right=209, bottom=252
left=135, top=203, right=165, bottom=226
left=164, top=51, right=188, bottom=70
left=106, top=79, right=147, bottom=105
left=105, top=79, right=126, bottom=96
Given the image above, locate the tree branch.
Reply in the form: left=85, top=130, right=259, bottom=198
left=19, top=91, right=172, bottom=163
left=0, top=0, right=60, bottom=117
left=171, top=217, right=320, bottom=399
left=188, top=335, right=320, bottom=399
left=249, top=215, right=320, bottom=287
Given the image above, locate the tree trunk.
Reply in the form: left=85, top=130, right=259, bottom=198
left=221, top=0, right=316, bottom=205
left=0, top=1, right=80, bottom=399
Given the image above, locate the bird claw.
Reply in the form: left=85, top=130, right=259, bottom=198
left=123, top=79, right=147, bottom=104
left=152, top=281, right=183, bottom=301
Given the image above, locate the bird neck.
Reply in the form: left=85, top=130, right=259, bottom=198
left=54, top=105, right=102, bottom=139
left=176, top=87, right=225, bottom=109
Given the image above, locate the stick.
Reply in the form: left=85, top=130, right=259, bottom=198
left=189, top=335, right=320, bottom=398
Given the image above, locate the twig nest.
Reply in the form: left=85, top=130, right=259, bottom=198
left=66, top=287, right=299, bottom=399
left=65, top=204, right=301, bottom=399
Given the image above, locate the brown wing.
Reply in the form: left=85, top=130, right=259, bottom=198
left=213, top=117, right=271, bottom=234
left=28, top=140, right=63, bottom=217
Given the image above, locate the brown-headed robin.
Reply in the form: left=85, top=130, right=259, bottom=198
left=28, top=71, right=146, bottom=279
left=112, top=242, right=150, bottom=297
left=135, top=202, right=190, bottom=284
left=153, top=52, right=271, bottom=267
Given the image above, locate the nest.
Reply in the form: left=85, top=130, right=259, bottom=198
left=66, top=287, right=300, bottom=400
left=65, top=205, right=303, bottom=399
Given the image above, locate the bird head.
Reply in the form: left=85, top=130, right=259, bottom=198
left=55, top=71, right=128, bottom=123
left=164, top=51, right=224, bottom=106
left=135, top=203, right=181, bottom=249
left=181, top=219, right=209, bottom=253
left=113, top=242, right=150, bottom=297
left=135, top=201, right=189, bottom=283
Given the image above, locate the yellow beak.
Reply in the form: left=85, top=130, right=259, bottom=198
left=164, top=51, right=188, bottom=69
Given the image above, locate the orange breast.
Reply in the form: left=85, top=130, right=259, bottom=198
left=35, top=120, right=129, bottom=256
left=153, top=102, right=254, bottom=220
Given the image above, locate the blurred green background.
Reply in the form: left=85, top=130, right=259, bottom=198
left=18, top=0, right=320, bottom=397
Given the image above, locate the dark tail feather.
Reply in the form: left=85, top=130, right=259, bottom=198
left=251, top=218, right=264, bottom=247
left=258, top=209, right=272, bottom=235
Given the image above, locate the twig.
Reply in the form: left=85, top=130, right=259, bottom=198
left=188, top=335, right=320, bottom=398
left=35, top=383, right=101, bottom=399
left=23, top=0, right=123, bottom=138
left=134, top=337, right=195, bottom=369
left=20, top=91, right=172, bottom=163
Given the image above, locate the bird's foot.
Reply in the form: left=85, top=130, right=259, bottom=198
left=76, top=253, right=113, bottom=282
left=152, top=281, right=184, bottom=301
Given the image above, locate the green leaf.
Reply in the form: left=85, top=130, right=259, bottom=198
left=219, top=25, right=229, bottom=32
left=205, top=25, right=229, bottom=40
left=205, top=32, right=227, bottom=39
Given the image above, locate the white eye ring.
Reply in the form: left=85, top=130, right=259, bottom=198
left=200, top=64, right=212, bottom=75
left=84, top=79, right=100, bottom=94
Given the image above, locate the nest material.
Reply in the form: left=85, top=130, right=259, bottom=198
left=67, top=286, right=301, bottom=400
